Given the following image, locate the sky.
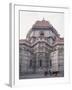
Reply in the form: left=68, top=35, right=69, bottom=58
left=20, top=11, right=64, bottom=39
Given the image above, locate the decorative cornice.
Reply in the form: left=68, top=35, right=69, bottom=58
left=19, top=38, right=64, bottom=48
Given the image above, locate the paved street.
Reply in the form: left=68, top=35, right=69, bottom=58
left=19, top=72, right=63, bottom=79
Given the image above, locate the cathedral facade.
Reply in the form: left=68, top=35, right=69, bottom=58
left=19, top=19, right=64, bottom=79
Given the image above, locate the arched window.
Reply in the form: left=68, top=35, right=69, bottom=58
left=40, top=31, right=44, bottom=36
left=50, top=59, right=52, bottom=67
left=30, top=60, right=32, bottom=67
left=39, top=60, right=42, bottom=67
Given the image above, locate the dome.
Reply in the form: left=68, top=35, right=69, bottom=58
left=32, top=19, right=51, bottom=29
left=26, top=19, right=59, bottom=39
